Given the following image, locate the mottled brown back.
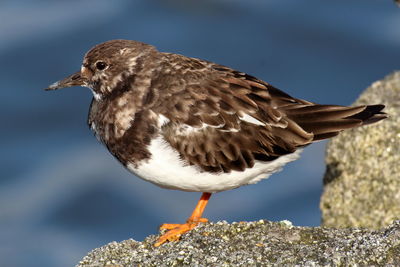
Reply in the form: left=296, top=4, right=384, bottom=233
left=141, top=53, right=386, bottom=173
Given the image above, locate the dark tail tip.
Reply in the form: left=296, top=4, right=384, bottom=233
left=347, top=104, right=387, bottom=125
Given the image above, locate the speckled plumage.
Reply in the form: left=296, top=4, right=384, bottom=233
left=47, top=39, right=386, bottom=193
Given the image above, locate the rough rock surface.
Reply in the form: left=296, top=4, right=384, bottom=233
left=321, top=71, right=400, bottom=229
left=77, top=220, right=400, bottom=267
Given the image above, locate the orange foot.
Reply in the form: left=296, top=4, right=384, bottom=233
left=154, top=192, right=212, bottom=247
left=154, top=218, right=208, bottom=247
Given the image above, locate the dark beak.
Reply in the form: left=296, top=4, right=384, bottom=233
left=45, top=71, right=86, bottom=91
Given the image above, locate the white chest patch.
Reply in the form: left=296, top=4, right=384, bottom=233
left=127, top=135, right=302, bottom=193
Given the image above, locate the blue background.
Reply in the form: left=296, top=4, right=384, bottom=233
left=1, top=0, right=399, bottom=266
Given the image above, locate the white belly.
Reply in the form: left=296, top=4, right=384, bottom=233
left=127, top=135, right=301, bottom=193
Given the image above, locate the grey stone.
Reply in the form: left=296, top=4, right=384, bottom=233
left=321, top=71, right=400, bottom=229
left=77, top=220, right=400, bottom=266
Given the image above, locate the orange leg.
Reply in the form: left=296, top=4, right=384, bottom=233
left=154, top=192, right=212, bottom=247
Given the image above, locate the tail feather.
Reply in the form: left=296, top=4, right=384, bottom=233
left=286, top=104, right=387, bottom=142
left=345, top=104, right=387, bottom=125
left=287, top=105, right=365, bottom=123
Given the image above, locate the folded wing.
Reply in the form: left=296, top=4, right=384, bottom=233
left=151, top=55, right=386, bottom=173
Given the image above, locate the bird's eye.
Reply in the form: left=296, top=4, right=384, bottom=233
left=95, top=61, right=108, bottom=71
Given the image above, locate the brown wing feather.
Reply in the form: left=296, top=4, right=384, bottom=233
left=150, top=54, right=386, bottom=173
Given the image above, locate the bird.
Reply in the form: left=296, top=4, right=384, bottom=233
left=46, top=39, right=387, bottom=247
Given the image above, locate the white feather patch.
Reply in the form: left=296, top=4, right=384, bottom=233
left=239, top=113, right=265, bottom=126
left=127, top=135, right=301, bottom=193
left=90, top=89, right=102, bottom=101
left=157, top=114, right=170, bottom=127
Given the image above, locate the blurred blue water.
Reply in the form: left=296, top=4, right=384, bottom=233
left=1, top=0, right=399, bottom=266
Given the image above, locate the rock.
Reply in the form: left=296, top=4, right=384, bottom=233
left=77, top=220, right=400, bottom=266
left=321, top=71, right=400, bottom=229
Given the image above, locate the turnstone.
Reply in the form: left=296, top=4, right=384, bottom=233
left=46, top=39, right=387, bottom=246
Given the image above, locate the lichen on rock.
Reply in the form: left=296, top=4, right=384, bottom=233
left=77, top=220, right=400, bottom=266
left=321, top=71, right=400, bottom=229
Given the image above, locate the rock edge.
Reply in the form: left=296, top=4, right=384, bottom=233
left=77, top=220, right=400, bottom=266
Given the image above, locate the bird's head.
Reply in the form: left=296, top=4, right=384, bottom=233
left=45, top=39, right=157, bottom=101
